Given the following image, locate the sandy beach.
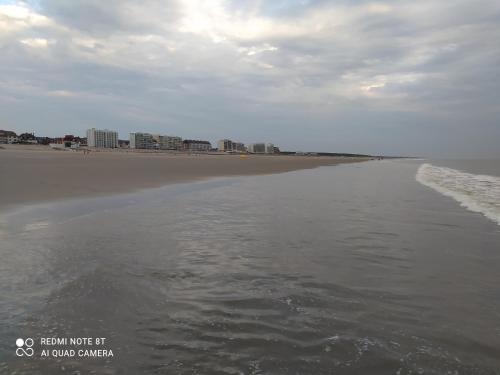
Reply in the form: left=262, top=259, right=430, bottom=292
left=0, top=145, right=369, bottom=210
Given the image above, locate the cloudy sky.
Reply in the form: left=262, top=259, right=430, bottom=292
left=1, top=0, right=499, bottom=157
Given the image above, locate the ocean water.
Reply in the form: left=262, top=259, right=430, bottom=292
left=1, top=159, right=500, bottom=374
left=416, top=162, right=500, bottom=225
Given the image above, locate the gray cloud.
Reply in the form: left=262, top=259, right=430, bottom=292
left=0, top=0, right=499, bottom=157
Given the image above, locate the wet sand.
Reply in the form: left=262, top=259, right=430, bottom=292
left=0, top=145, right=369, bottom=209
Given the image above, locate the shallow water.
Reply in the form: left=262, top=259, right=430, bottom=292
left=1, top=160, right=500, bottom=374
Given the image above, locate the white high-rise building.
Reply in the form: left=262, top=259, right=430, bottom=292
left=130, top=132, right=154, bottom=149
left=218, top=139, right=233, bottom=152
left=218, top=139, right=246, bottom=152
left=247, top=143, right=274, bottom=154
left=158, top=135, right=182, bottom=150
left=86, top=128, right=118, bottom=148
left=247, top=143, right=265, bottom=153
left=182, top=140, right=211, bottom=152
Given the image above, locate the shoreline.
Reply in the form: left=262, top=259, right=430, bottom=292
left=0, top=145, right=371, bottom=211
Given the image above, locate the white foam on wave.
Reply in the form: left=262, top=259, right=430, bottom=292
left=416, top=163, right=500, bottom=226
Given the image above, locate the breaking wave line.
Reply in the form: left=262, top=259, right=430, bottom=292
left=416, top=163, right=500, bottom=226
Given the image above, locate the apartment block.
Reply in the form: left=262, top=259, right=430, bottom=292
left=158, top=135, right=183, bottom=150
left=183, top=139, right=211, bottom=152
left=130, top=132, right=154, bottom=149
left=86, top=128, right=118, bottom=148
left=247, top=143, right=275, bottom=154
left=265, top=143, right=275, bottom=154
left=217, top=139, right=246, bottom=152
left=0, top=130, right=18, bottom=144
left=218, top=139, right=233, bottom=152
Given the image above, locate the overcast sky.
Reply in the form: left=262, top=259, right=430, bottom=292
left=1, top=0, right=499, bottom=157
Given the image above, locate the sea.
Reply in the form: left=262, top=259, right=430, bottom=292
left=0, top=159, right=499, bottom=375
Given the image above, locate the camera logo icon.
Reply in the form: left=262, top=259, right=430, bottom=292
left=16, top=338, right=34, bottom=357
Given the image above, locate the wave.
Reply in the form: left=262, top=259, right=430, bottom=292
left=416, top=163, right=500, bottom=226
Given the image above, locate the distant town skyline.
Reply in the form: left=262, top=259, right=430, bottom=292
left=1, top=127, right=284, bottom=153
left=1, top=0, right=499, bottom=158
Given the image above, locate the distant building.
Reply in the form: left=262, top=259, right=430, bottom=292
left=247, top=142, right=275, bottom=154
left=217, top=139, right=246, bottom=152
left=18, top=132, right=37, bottom=144
left=118, top=139, right=130, bottom=148
left=49, top=142, right=80, bottom=150
left=52, top=137, right=66, bottom=145
left=247, top=143, right=266, bottom=153
left=36, top=136, right=55, bottom=145
left=0, top=130, right=18, bottom=144
left=130, top=132, right=154, bottom=149
left=86, top=128, right=118, bottom=148
left=218, top=139, right=233, bottom=152
left=58, top=135, right=84, bottom=146
left=158, top=135, right=182, bottom=151
left=233, top=142, right=246, bottom=152
left=48, top=135, right=81, bottom=150
left=183, top=139, right=211, bottom=152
